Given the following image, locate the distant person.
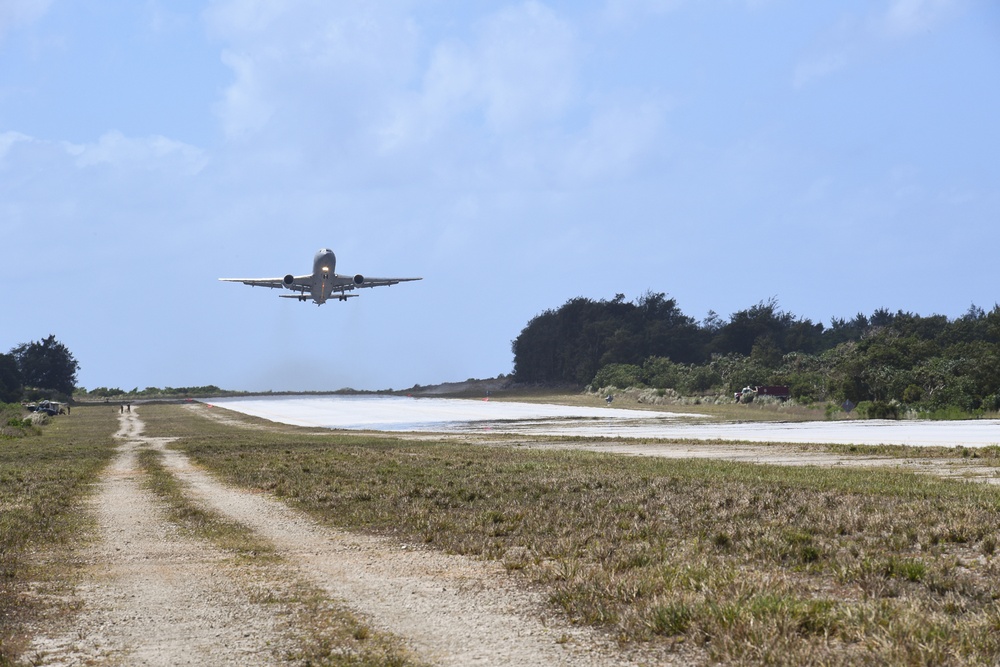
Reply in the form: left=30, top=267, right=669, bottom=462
left=605, top=394, right=614, bottom=405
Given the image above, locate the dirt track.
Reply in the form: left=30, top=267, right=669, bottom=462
left=27, top=409, right=673, bottom=666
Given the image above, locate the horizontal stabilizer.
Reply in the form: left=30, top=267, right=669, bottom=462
left=278, top=294, right=358, bottom=300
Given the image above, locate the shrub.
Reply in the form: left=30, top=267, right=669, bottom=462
left=980, top=393, right=1000, bottom=413
left=680, top=365, right=722, bottom=394
left=592, top=363, right=644, bottom=389
left=902, top=384, right=923, bottom=403
left=858, top=400, right=900, bottom=420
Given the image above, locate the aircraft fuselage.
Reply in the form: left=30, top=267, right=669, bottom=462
left=311, top=248, right=337, bottom=304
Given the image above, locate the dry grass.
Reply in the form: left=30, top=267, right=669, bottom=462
left=485, top=388, right=830, bottom=422
left=0, top=405, right=118, bottom=666
left=137, top=446, right=423, bottom=667
left=139, top=403, right=1000, bottom=665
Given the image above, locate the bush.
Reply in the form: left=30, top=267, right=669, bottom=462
left=592, top=364, right=644, bottom=389
left=982, top=393, right=1000, bottom=413
left=642, top=357, right=683, bottom=389
left=680, top=365, right=722, bottom=394
left=0, top=404, right=37, bottom=438
left=902, top=384, right=923, bottom=403
left=857, top=400, right=900, bottom=420
left=787, top=378, right=818, bottom=404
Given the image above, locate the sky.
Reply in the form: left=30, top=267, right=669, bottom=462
left=2, top=0, right=999, bottom=393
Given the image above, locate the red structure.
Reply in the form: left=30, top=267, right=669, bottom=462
left=755, top=385, right=791, bottom=401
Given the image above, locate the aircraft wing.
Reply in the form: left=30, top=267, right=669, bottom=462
left=331, top=275, right=422, bottom=292
left=219, top=275, right=314, bottom=290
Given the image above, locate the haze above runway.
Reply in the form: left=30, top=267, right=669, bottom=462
left=205, top=396, right=1000, bottom=448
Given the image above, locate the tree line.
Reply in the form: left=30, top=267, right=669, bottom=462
left=511, top=294, right=1000, bottom=416
left=1, top=337, right=223, bottom=405
left=0, top=335, right=79, bottom=403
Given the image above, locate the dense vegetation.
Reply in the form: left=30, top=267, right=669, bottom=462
left=512, top=295, right=1000, bottom=415
left=75, top=384, right=223, bottom=400
left=1, top=335, right=79, bottom=402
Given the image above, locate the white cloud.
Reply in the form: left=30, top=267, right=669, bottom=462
left=376, top=41, right=477, bottom=150
left=211, top=1, right=578, bottom=145
left=601, top=0, right=685, bottom=24
left=792, top=0, right=961, bottom=88
left=206, top=1, right=420, bottom=142
left=68, top=131, right=208, bottom=175
left=379, top=2, right=578, bottom=151
left=0, top=131, right=32, bottom=162
left=792, top=51, right=850, bottom=89
left=44, top=131, right=208, bottom=175
left=215, top=50, right=274, bottom=139
left=204, top=1, right=665, bottom=191
left=0, top=0, right=51, bottom=41
left=882, top=0, right=957, bottom=37
left=476, top=2, right=577, bottom=131
left=561, top=99, right=665, bottom=182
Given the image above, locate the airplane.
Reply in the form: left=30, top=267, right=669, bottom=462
left=220, top=248, right=421, bottom=305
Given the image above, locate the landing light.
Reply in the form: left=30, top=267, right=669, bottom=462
left=321, top=266, right=330, bottom=272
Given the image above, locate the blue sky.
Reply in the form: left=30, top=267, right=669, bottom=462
left=2, top=0, right=998, bottom=392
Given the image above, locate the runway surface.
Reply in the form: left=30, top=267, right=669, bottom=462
left=205, top=395, right=1000, bottom=448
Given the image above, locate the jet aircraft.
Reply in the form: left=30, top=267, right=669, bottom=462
left=220, top=248, right=421, bottom=305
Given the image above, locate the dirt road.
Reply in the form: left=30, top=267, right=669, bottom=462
left=27, top=409, right=672, bottom=666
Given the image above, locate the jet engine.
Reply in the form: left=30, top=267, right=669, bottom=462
left=283, top=274, right=295, bottom=288
left=353, top=274, right=364, bottom=285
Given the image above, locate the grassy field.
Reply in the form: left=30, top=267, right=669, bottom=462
left=475, top=387, right=832, bottom=422
left=5, top=400, right=1000, bottom=665
left=136, top=446, right=422, bottom=667
left=1, top=403, right=420, bottom=667
left=138, top=403, right=1000, bottom=666
left=0, top=404, right=118, bottom=666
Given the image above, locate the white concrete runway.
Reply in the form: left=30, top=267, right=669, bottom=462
left=205, top=395, right=1000, bottom=448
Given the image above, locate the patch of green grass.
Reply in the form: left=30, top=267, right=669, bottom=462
left=140, top=403, right=1000, bottom=665
left=0, top=404, right=39, bottom=439
left=0, top=405, right=119, bottom=665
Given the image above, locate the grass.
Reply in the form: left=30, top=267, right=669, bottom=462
left=0, top=404, right=37, bottom=439
left=0, top=403, right=422, bottom=667
left=138, top=403, right=1000, bottom=665
left=0, top=404, right=119, bottom=666
left=485, top=388, right=828, bottom=422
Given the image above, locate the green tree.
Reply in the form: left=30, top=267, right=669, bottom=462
left=512, top=293, right=708, bottom=385
left=0, top=353, right=22, bottom=403
left=10, top=335, right=79, bottom=396
left=710, top=299, right=823, bottom=358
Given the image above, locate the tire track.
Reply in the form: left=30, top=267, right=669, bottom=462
left=28, top=410, right=295, bottom=666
